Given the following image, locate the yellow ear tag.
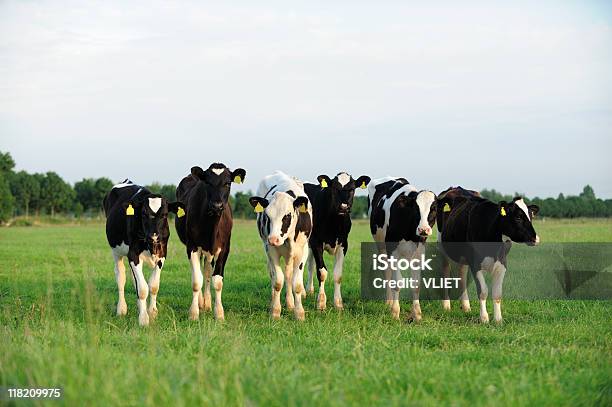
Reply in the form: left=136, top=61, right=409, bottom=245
left=500, top=207, right=507, bottom=216
left=233, top=175, right=242, bottom=184
left=126, top=204, right=134, bottom=216
left=443, top=203, right=451, bottom=212
left=177, top=207, right=185, bottom=218
left=321, top=179, right=328, bottom=188
left=360, top=181, right=367, bottom=189
left=299, top=203, right=307, bottom=213
left=254, top=203, right=264, bottom=213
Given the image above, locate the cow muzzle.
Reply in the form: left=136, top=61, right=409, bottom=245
left=268, top=235, right=282, bottom=247
left=417, top=226, right=432, bottom=237
left=527, top=235, right=540, bottom=246
left=338, top=203, right=350, bottom=215
left=208, top=202, right=224, bottom=215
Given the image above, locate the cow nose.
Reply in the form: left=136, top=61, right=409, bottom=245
left=210, top=202, right=224, bottom=212
left=268, top=236, right=281, bottom=246
left=534, top=235, right=540, bottom=245
left=340, top=203, right=349, bottom=210
left=418, top=226, right=432, bottom=236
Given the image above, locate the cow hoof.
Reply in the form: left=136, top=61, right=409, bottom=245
left=198, top=292, right=205, bottom=310
left=295, top=307, right=305, bottom=321
left=334, top=299, right=344, bottom=310
left=189, top=305, right=200, bottom=321
left=307, top=287, right=314, bottom=297
left=442, top=300, right=451, bottom=311
left=391, top=310, right=400, bottom=320
left=138, top=312, right=150, bottom=327
left=317, top=292, right=327, bottom=311
left=203, top=293, right=212, bottom=312
left=480, top=314, right=490, bottom=324
left=116, top=301, right=127, bottom=316
left=148, top=306, right=158, bottom=320
left=271, top=308, right=281, bottom=320
left=385, top=299, right=393, bottom=307
left=215, top=306, right=225, bottom=321
left=410, top=313, right=422, bottom=323
left=494, top=317, right=503, bottom=324
left=461, top=301, right=471, bottom=313
left=286, top=299, right=295, bottom=311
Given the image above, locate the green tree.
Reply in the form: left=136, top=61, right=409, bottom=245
left=40, top=172, right=75, bottom=216
left=351, top=195, right=369, bottom=219
left=233, top=191, right=256, bottom=219
left=0, top=173, right=15, bottom=222
left=146, top=182, right=177, bottom=202
left=0, top=151, right=15, bottom=222
left=9, top=171, right=40, bottom=217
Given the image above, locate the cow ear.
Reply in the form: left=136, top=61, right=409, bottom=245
left=168, top=201, right=186, bottom=218
left=191, top=166, right=206, bottom=180
left=499, top=201, right=508, bottom=217
left=317, top=175, right=331, bottom=188
left=249, top=196, right=269, bottom=213
left=293, top=196, right=309, bottom=213
left=528, top=204, right=540, bottom=217
left=355, top=176, right=371, bottom=189
left=231, top=168, right=246, bottom=184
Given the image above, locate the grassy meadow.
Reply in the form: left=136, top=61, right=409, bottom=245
left=1, top=218, right=611, bottom=406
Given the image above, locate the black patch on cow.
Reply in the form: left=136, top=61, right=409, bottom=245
left=286, top=190, right=296, bottom=198
left=280, top=213, right=292, bottom=237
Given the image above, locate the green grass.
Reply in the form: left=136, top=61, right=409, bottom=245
left=1, top=219, right=611, bottom=406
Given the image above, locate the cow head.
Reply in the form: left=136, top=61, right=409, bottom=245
left=191, top=163, right=246, bottom=216
left=498, top=197, right=540, bottom=246
left=249, top=193, right=309, bottom=247
left=125, top=195, right=184, bottom=256
left=396, top=190, right=437, bottom=239
left=317, top=173, right=370, bottom=216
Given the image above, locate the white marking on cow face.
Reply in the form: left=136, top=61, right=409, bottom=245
left=264, top=192, right=296, bottom=246
left=211, top=168, right=224, bottom=175
left=337, top=172, right=350, bottom=187
left=148, top=197, right=162, bottom=213
left=514, top=198, right=530, bottom=221
left=415, top=191, right=436, bottom=236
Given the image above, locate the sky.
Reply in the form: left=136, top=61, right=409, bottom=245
left=1, top=0, right=611, bottom=198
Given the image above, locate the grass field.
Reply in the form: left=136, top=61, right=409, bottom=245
left=1, top=219, right=611, bottom=406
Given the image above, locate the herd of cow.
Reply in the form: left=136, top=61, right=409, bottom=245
left=103, top=163, right=540, bottom=326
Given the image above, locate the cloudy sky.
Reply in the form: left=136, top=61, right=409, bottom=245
left=1, top=0, right=611, bottom=198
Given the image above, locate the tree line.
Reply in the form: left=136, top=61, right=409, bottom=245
left=1, top=151, right=611, bottom=223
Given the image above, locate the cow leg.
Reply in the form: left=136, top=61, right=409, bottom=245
left=491, top=261, right=507, bottom=323
left=268, top=250, right=284, bottom=319
left=440, top=256, right=451, bottom=311
left=390, top=266, right=401, bottom=320
left=305, top=249, right=315, bottom=297
left=385, top=267, right=393, bottom=306
left=201, top=259, right=212, bottom=311
left=473, top=267, right=489, bottom=323
left=409, top=266, right=422, bottom=322
left=284, top=258, right=295, bottom=311
left=148, top=257, right=164, bottom=319
left=333, top=247, right=345, bottom=310
left=129, top=260, right=149, bottom=326
left=189, top=250, right=203, bottom=321
left=113, top=252, right=127, bottom=316
left=292, top=248, right=308, bottom=321
left=212, top=251, right=229, bottom=321
left=313, top=246, right=328, bottom=310
left=458, top=264, right=471, bottom=312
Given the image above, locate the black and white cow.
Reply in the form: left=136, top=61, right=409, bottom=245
left=436, top=186, right=481, bottom=313
left=175, top=163, right=246, bottom=321
left=303, top=172, right=370, bottom=310
left=437, top=191, right=539, bottom=323
left=249, top=171, right=312, bottom=320
left=368, top=177, right=437, bottom=321
left=103, top=180, right=183, bottom=326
